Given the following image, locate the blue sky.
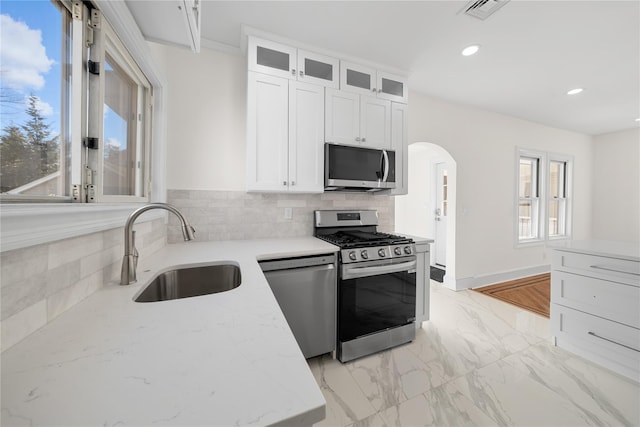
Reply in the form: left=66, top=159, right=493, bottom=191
left=0, top=0, right=62, bottom=135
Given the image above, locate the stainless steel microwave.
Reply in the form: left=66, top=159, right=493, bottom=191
left=324, top=143, right=396, bottom=192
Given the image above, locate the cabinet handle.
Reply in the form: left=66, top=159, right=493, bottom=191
left=589, top=265, right=640, bottom=276
left=291, top=69, right=296, bottom=76
left=291, top=181, right=295, bottom=186
left=587, top=331, right=640, bottom=353
left=283, top=181, right=287, bottom=186
left=299, top=70, right=304, bottom=77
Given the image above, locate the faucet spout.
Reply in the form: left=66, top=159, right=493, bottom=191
left=120, top=203, right=195, bottom=285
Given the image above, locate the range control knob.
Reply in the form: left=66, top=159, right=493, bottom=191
left=404, top=246, right=412, bottom=255
left=378, top=248, right=387, bottom=257
left=348, top=251, right=357, bottom=261
left=394, top=247, right=402, bottom=256
left=360, top=250, right=369, bottom=259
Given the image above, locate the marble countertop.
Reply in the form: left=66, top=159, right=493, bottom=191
left=549, top=239, right=640, bottom=261
left=1, top=237, right=339, bottom=427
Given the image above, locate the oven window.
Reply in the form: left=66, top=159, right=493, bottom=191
left=339, top=271, right=416, bottom=342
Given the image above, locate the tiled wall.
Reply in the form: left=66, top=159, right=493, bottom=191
left=0, top=218, right=166, bottom=352
left=167, top=190, right=395, bottom=243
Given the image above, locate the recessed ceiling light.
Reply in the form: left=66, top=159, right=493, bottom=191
left=567, top=88, right=584, bottom=95
left=461, top=45, right=480, bottom=56
left=635, top=117, right=640, bottom=122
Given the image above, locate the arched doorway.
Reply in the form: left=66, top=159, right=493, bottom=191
left=395, top=142, right=457, bottom=290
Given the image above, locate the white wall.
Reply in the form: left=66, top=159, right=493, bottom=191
left=149, top=43, right=247, bottom=191
left=592, top=128, right=640, bottom=242
left=408, top=93, right=594, bottom=286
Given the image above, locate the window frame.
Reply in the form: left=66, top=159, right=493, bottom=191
left=547, top=153, right=573, bottom=241
left=515, top=148, right=573, bottom=247
left=0, top=0, right=168, bottom=253
left=516, top=149, right=545, bottom=245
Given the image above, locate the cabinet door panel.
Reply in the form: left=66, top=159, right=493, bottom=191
left=246, top=72, right=289, bottom=191
left=298, top=50, right=339, bottom=88
left=289, top=81, right=325, bottom=193
left=340, top=61, right=376, bottom=96
left=377, top=71, right=408, bottom=103
left=325, top=88, right=360, bottom=145
left=390, top=102, right=408, bottom=195
left=360, top=96, right=391, bottom=149
left=248, top=38, right=296, bottom=80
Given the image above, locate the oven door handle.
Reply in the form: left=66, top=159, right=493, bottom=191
left=342, top=259, right=417, bottom=280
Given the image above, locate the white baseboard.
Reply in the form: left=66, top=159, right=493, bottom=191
left=451, top=264, right=551, bottom=291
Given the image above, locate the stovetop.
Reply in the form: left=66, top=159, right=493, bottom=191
left=314, top=209, right=416, bottom=263
left=315, top=230, right=413, bottom=249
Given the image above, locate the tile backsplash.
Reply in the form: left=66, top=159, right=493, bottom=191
left=167, top=190, right=395, bottom=243
left=1, top=218, right=166, bottom=352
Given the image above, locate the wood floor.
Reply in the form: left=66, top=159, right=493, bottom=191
left=473, top=273, right=551, bottom=317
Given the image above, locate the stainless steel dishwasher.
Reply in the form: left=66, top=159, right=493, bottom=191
left=259, top=254, right=337, bottom=359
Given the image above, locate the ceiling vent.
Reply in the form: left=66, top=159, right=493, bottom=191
left=461, top=0, right=510, bottom=20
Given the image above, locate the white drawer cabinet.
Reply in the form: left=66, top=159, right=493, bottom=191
left=551, top=243, right=640, bottom=382
left=552, top=305, right=640, bottom=380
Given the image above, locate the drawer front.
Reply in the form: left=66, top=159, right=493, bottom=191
left=552, top=251, right=640, bottom=285
left=551, top=304, right=640, bottom=381
left=552, top=271, right=640, bottom=328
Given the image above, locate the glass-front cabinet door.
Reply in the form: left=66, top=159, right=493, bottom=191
left=377, top=71, right=408, bottom=103
left=249, top=37, right=339, bottom=88
left=340, top=61, right=376, bottom=96
left=297, top=50, right=339, bottom=88
left=248, top=37, right=297, bottom=80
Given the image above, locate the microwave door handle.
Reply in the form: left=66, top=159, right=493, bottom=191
left=382, top=150, right=389, bottom=182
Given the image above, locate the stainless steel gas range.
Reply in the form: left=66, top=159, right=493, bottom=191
left=314, top=210, right=417, bottom=362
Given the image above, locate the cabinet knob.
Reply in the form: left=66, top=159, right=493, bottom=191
left=362, top=137, right=366, bottom=142
left=299, top=70, right=304, bottom=77
left=355, top=137, right=361, bottom=142
left=283, top=181, right=287, bottom=186
left=291, top=69, right=296, bottom=75
left=291, top=181, right=295, bottom=186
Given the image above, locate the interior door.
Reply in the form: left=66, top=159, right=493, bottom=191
left=434, top=162, right=448, bottom=267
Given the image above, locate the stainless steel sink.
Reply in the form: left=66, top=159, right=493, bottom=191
left=134, top=263, right=241, bottom=302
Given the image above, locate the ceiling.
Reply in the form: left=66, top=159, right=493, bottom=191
left=130, top=1, right=640, bottom=136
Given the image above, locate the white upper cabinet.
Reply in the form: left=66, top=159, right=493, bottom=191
left=288, top=81, right=325, bottom=192
left=389, top=102, right=408, bottom=195
left=360, top=96, right=392, bottom=149
left=340, top=61, right=408, bottom=103
left=246, top=72, right=289, bottom=192
left=246, top=72, right=324, bottom=193
left=325, top=88, right=391, bottom=149
left=248, top=37, right=339, bottom=88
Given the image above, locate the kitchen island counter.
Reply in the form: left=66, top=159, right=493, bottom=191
left=1, top=237, right=338, bottom=427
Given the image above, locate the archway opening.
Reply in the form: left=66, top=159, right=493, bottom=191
left=395, top=142, right=457, bottom=289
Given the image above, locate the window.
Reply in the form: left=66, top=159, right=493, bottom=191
left=0, top=0, right=151, bottom=203
left=0, top=0, right=71, bottom=199
left=516, top=149, right=572, bottom=245
left=518, top=155, right=542, bottom=241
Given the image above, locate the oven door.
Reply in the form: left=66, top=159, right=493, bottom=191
left=339, top=256, right=417, bottom=344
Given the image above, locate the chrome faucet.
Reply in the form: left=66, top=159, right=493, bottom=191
left=120, top=203, right=195, bottom=285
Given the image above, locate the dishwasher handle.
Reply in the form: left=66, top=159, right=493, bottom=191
left=259, top=254, right=336, bottom=272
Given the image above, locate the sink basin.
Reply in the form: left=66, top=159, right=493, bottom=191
left=134, top=263, right=241, bottom=302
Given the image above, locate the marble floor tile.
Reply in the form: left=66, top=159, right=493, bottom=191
left=346, top=345, right=445, bottom=412
left=308, top=354, right=377, bottom=426
left=447, top=358, right=617, bottom=426
left=502, top=342, right=640, bottom=426
left=312, top=282, right=640, bottom=427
